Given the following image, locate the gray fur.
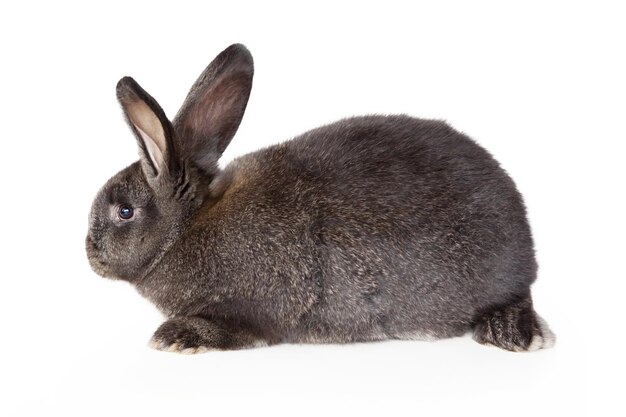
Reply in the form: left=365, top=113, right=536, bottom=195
left=86, top=44, right=554, bottom=353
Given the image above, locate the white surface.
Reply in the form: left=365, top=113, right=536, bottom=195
left=0, top=1, right=623, bottom=416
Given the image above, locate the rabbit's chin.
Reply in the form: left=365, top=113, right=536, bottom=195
left=86, top=255, right=120, bottom=280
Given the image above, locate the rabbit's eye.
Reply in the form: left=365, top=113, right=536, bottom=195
left=117, top=205, right=134, bottom=220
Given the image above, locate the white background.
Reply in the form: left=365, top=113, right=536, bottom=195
left=0, top=1, right=623, bottom=416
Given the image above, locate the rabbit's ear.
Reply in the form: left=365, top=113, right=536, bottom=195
left=116, top=77, right=180, bottom=180
left=173, top=44, right=253, bottom=175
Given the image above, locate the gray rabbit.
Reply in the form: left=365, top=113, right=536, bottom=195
left=86, top=44, right=555, bottom=353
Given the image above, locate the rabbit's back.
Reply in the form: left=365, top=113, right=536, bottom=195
left=150, top=115, right=536, bottom=343
left=288, top=115, right=535, bottom=341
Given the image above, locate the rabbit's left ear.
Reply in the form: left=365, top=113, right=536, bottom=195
left=116, top=77, right=180, bottom=180
left=173, top=44, right=254, bottom=176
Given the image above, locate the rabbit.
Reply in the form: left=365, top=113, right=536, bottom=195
left=86, top=43, right=555, bottom=354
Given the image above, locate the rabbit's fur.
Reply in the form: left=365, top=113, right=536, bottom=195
left=86, top=44, right=554, bottom=353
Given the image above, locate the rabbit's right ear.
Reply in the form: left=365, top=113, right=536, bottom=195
left=173, top=44, right=253, bottom=176
left=116, top=77, right=180, bottom=182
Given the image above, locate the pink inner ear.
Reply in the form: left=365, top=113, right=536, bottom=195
left=136, top=125, right=165, bottom=171
left=124, top=98, right=168, bottom=174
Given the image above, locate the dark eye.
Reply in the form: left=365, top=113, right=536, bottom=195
left=117, top=205, right=134, bottom=220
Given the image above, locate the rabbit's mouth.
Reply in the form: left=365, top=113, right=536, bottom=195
left=85, top=235, right=115, bottom=279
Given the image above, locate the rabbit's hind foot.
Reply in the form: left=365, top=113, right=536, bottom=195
left=472, top=296, right=555, bottom=352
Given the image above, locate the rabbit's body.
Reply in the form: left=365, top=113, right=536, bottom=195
left=87, top=44, right=554, bottom=353
left=136, top=115, right=537, bottom=345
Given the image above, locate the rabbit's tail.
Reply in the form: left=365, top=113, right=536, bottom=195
left=472, top=295, right=555, bottom=352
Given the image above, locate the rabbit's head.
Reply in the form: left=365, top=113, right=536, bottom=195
left=86, top=44, right=253, bottom=282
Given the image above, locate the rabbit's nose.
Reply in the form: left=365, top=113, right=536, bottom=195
left=87, top=221, right=108, bottom=251
left=87, top=211, right=100, bottom=230
left=86, top=234, right=100, bottom=251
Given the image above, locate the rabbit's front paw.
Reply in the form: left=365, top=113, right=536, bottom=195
left=149, top=316, right=228, bottom=354
left=148, top=337, right=211, bottom=354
